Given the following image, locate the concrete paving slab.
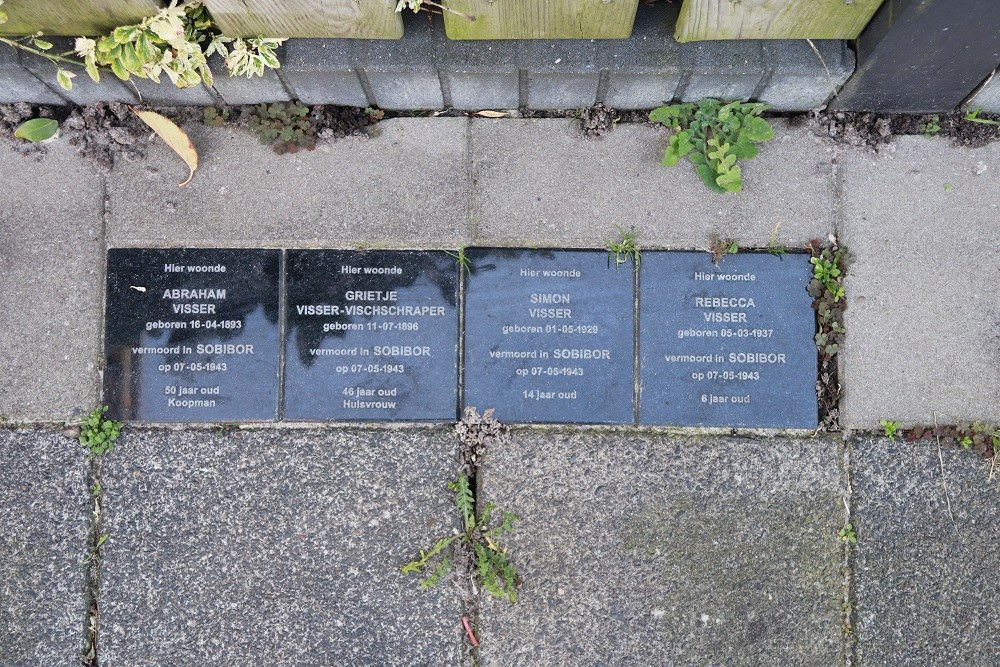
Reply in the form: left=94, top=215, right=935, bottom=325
left=107, top=118, right=473, bottom=249
left=0, top=141, right=103, bottom=421
left=851, top=436, right=1000, bottom=666
left=0, top=428, right=90, bottom=667
left=470, top=118, right=835, bottom=248
left=839, top=137, right=1000, bottom=429
left=99, top=427, right=464, bottom=666
left=477, top=430, right=845, bottom=666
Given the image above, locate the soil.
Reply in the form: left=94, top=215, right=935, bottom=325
left=815, top=110, right=1000, bottom=150
left=5, top=100, right=998, bottom=171
left=0, top=101, right=149, bottom=171
left=1, top=101, right=384, bottom=170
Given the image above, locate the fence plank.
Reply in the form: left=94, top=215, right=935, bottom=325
left=443, top=0, right=639, bottom=39
left=0, top=0, right=161, bottom=37
left=202, top=0, right=403, bottom=38
left=832, top=0, right=1000, bottom=112
left=674, top=0, right=885, bottom=42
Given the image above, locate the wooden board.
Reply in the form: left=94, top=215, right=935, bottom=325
left=674, top=0, right=885, bottom=42
left=443, top=0, right=639, bottom=40
left=833, top=0, right=1000, bottom=112
left=0, top=0, right=161, bottom=36
left=202, top=0, right=403, bottom=38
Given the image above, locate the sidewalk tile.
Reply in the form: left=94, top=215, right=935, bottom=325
left=0, top=142, right=102, bottom=421
left=852, top=437, right=1000, bottom=666
left=107, top=118, right=473, bottom=249
left=471, top=118, right=835, bottom=249
left=0, top=428, right=89, bottom=667
left=839, top=137, right=1000, bottom=428
left=99, top=427, right=464, bottom=666
left=478, top=431, right=844, bottom=666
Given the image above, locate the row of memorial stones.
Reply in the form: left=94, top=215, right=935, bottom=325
left=105, top=248, right=818, bottom=428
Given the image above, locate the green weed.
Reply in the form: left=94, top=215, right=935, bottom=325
left=964, top=107, right=1000, bottom=126
left=921, top=115, right=941, bottom=138
left=403, top=473, right=520, bottom=603
left=446, top=247, right=472, bottom=276
left=880, top=419, right=901, bottom=440
left=607, top=227, right=640, bottom=268
left=243, top=101, right=316, bottom=155
left=79, top=406, right=121, bottom=456
left=649, top=99, right=774, bottom=193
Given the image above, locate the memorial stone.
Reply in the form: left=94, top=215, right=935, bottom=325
left=464, top=249, right=634, bottom=424
left=104, top=249, right=281, bottom=421
left=639, top=251, right=816, bottom=428
left=283, top=250, right=459, bottom=421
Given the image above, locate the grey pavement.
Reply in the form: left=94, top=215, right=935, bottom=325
left=2, top=114, right=1000, bottom=667
left=98, top=427, right=465, bottom=666
left=852, top=437, right=1000, bottom=666
left=470, top=118, right=835, bottom=248
left=107, top=118, right=473, bottom=249
left=839, top=136, right=1000, bottom=430
left=0, top=428, right=90, bottom=667
left=0, top=141, right=103, bottom=422
left=477, top=431, right=846, bottom=666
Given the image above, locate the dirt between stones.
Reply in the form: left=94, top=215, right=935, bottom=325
left=814, top=110, right=1000, bottom=149
left=3, top=102, right=998, bottom=171
left=0, top=102, right=381, bottom=171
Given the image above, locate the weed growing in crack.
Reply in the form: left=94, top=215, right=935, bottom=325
left=606, top=227, right=640, bottom=268
left=80, top=406, right=122, bottom=456
left=243, top=101, right=316, bottom=154
left=808, top=238, right=851, bottom=430
left=767, top=222, right=787, bottom=256
left=921, top=115, right=941, bottom=138
left=903, top=421, right=1000, bottom=460
left=964, top=107, right=1000, bottom=127
left=880, top=419, right=902, bottom=440
left=403, top=408, right=521, bottom=610
left=447, top=247, right=472, bottom=276
left=709, top=234, right=738, bottom=265
left=649, top=98, right=774, bottom=193
left=838, top=523, right=857, bottom=545
left=402, top=473, right=521, bottom=603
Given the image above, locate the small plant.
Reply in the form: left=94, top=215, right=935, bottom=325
left=395, top=0, right=476, bottom=21
left=81, top=533, right=110, bottom=566
left=964, top=107, right=1000, bottom=127
left=90, top=481, right=103, bottom=498
left=243, top=101, right=316, bottom=154
left=810, top=248, right=846, bottom=302
left=403, top=474, right=520, bottom=603
left=921, top=115, right=941, bottom=138
left=904, top=421, right=1000, bottom=460
left=708, top=235, right=738, bottom=265
left=446, top=248, right=472, bottom=276
left=607, top=227, right=640, bottom=268
left=0, top=0, right=283, bottom=91
left=202, top=106, right=230, bottom=128
left=649, top=99, right=774, bottom=193
left=838, top=523, right=857, bottom=545
left=880, top=419, right=902, bottom=440
left=79, top=406, right=122, bottom=455
left=767, top=222, right=787, bottom=256
left=808, top=239, right=851, bottom=430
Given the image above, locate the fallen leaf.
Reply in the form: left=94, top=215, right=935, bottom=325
left=130, top=108, right=198, bottom=186
left=14, top=118, right=59, bottom=142
left=474, top=110, right=508, bottom=118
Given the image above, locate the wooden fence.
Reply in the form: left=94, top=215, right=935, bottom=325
left=1, top=0, right=885, bottom=40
